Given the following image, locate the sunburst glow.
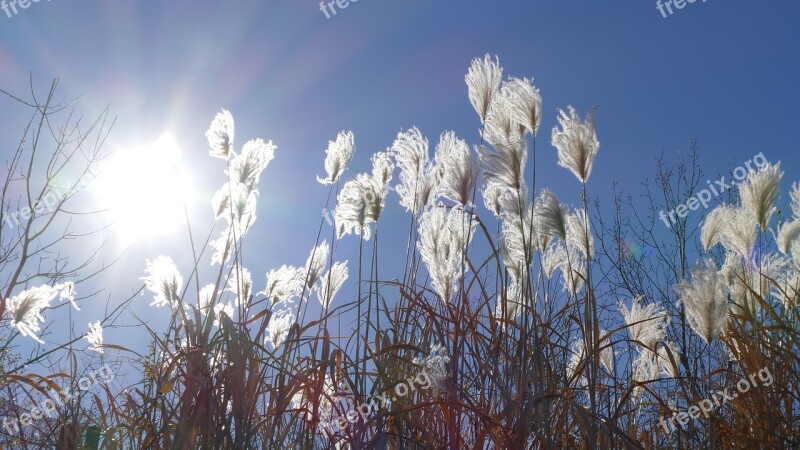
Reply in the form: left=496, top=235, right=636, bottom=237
left=93, top=133, right=191, bottom=243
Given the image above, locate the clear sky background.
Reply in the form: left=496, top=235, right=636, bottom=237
left=0, top=0, right=798, bottom=363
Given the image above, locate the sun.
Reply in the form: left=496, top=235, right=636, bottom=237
left=92, top=133, right=192, bottom=243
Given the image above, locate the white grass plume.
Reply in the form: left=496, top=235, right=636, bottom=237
left=478, top=134, right=528, bottom=193
left=541, top=241, right=586, bottom=296
left=598, top=328, right=615, bottom=374
left=229, top=138, right=276, bottom=190
left=413, top=343, right=450, bottom=395
left=758, top=252, right=790, bottom=299
left=198, top=284, right=234, bottom=327
left=493, top=280, right=526, bottom=323
left=567, top=338, right=587, bottom=387
left=198, top=284, right=217, bottom=314
left=266, top=308, right=295, bottom=348
left=566, top=210, right=594, bottom=259
left=701, top=205, right=756, bottom=258
left=484, top=89, right=522, bottom=147
left=777, top=219, right=800, bottom=255
left=303, top=241, right=330, bottom=289
left=656, top=341, right=679, bottom=378
left=391, top=128, right=439, bottom=213
left=776, top=268, right=800, bottom=308
left=502, top=77, right=542, bottom=137
left=551, top=106, right=600, bottom=184
left=228, top=263, right=253, bottom=308
left=371, top=151, right=395, bottom=188
left=317, top=131, right=355, bottom=185
left=6, top=283, right=75, bottom=343
left=481, top=181, right=507, bottom=218
left=207, top=115, right=275, bottom=265
left=334, top=170, right=389, bottom=241
left=335, top=175, right=372, bottom=240
left=631, top=350, right=658, bottom=403
left=677, top=260, right=729, bottom=343
left=86, top=321, right=104, bottom=353
left=210, top=190, right=257, bottom=265
left=143, top=255, right=183, bottom=309
left=465, top=54, right=503, bottom=124
left=739, top=162, right=783, bottom=231
left=435, top=131, right=479, bottom=207
left=791, top=182, right=800, bottom=218
left=263, top=265, right=304, bottom=305
left=618, top=296, right=668, bottom=348
left=535, top=189, right=568, bottom=241
left=701, top=205, right=735, bottom=252
left=317, top=261, right=348, bottom=308
left=500, top=199, right=538, bottom=284
left=417, top=207, right=476, bottom=302
left=206, top=109, right=234, bottom=160
left=541, top=241, right=566, bottom=279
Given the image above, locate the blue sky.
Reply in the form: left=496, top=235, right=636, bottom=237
left=0, top=0, right=798, bottom=359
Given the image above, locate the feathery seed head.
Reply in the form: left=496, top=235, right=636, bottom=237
left=317, top=131, right=355, bottom=185
left=631, top=350, right=659, bottom=403
left=417, top=208, right=476, bottom=302
left=551, top=106, right=600, bottom=184
left=317, top=261, right=348, bottom=308
left=656, top=341, right=679, bottom=378
left=334, top=173, right=386, bottom=240
left=567, top=339, right=587, bottom=387
left=371, top=151, right=395, bottom=188
left=86, top=321, right=104, bottom=353
left=477, top=133, right=528, bottom=193
left=494, top=281, right=527, bottom=323
left=465, top=54, right=503, bottom=123
left=435, top=131, right=479, bottom=207
left=777, top=220, right=800, bottom=255
left=618, top=296, right=668, bottom=348
left=142, top=256, right=183, bottom=309
left=677, top=260, right=730, bottom=343
left=502, top=77, right=542, bottom=137
left=230, top=138, right=276, bottom=190
left=413, top=344, right=450, bottom=395
left=791, top=182, right=800, bottom=219
left=566, top=210, right=594, bottom=259
left=304, top=241, right=330, bottom=289
left=598, top=329, right=615, bottom=374
left=484, top=90, right=522, bottom=147
left=391, top=128, right=439, bottom=213
left=6, top=283, right=74, bottom=343
left=206, top=109, right=235, bottom=160
left=701, top=205, right=756, bottom=258
left=535, top=190, right=568, bottom=241
left=266, top=308, right=295, bottom=349
left=701, top=205, right=734, bottom=252
left=264, top=265, right=304, bottom=305
left=481, top=181, right=508, bottom=218
left=541, top=241, right=586, bottom=295
left=739, top=162, right=783, bottom=231
left=228, top=264, right=253, bottom=308
left=500, top=199, right=538, bottom=283
left=198, top=284, right=216, bottom=314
